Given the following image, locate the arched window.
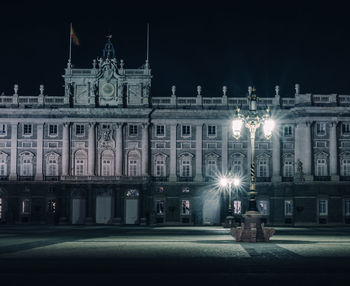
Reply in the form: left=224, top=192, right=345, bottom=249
left=205, top=153, right=219, bottom=177
left=179, top=153, right=193, bottom=177
left=154, top=153, right=167, bottom=177
left=282, top=154, right=294, bottom=178
left=314, top=152, right=328, bottom=177
left=19, top=152, right=34, bottom=177
left=45, top=152, right=59, bottom=177
left=128, top=150, right=141, bottom=176
left=74, top=150, right=87, bottom=176
left=231, top=153, right=245, bottom=175
left=101, top=150, right=114, bottom=176
left=340, top=152, right=350, bottom=177
left=257, top=154, right=270, bottom=178
left=0, top=151, right=8, bottom=177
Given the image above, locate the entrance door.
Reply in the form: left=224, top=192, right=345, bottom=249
left=125, top=199, right=138, bottom=224
left=203, top=199, right=221, bottom=225
left=96, top=195, right=112, bottom=224
left=72, top=198, right=86, bottom=224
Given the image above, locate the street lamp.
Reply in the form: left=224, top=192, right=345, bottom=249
left=219, top=175, right=241, bottom=227
left=229, top=86, right=277, bottom=242
left=231, top=86, right=275, bottom=214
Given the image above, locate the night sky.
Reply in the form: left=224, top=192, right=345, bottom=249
left=1, top=1, right=350, bottom=98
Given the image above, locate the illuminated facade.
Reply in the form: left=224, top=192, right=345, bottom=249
left=0, top=38, right=350, bottom=225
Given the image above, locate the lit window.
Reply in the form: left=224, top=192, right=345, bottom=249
left=49, top=124, right=58, bottom=136
left=258, top=200, right=269, bottom=215
left=21, top=199, right=31, bottom=214
left=316, top=123, right=326, bottom=135
left=23, top=124, right=32, bottom=135
left=283, top=125, right=293, bottom=136
left=284, top=200, right=293, bottom=216
left=181, top=200, right=190, bottom=215
left=207, top=125, right=216, bottom=136
left=182, top=125, right=191, bottom=136
left=342, top=123, right=350, bottom=135
left=316, top=158, right=327, bottom=176
left=129, top=125, right=138, bottom=136
left=156, top=125, right=165, bottom=137
left=0, top=124, right=6, bottom=135
left=76, top=124, right=85, bottom=136
left=345, top=200, right=350, bottom=216
left=155, top=200, right=165, bottom=215
left=233, top=200, right=242, bottom=214
left=341, top=159, right=350, bottom=176
left=319, top=199, right=328, bottom=216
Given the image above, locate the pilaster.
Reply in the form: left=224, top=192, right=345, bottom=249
left=115, top=123, right=123, bottom=176
left=222, top=124, right=228, bottom=174
left=61, top=122, right=70, bottom=177
left=35, top=123, right=44, bottom=180
left=88, top=123, right=96, bottom=176
left=272, top=124, right=281, bottom=182
left=329, top=121, right=339, bottom=181
left=9, top=122, right=18, bottom=180
left=194, top=124, right=203, bottom=181
left=169, top=124, right=177, bottom=181
left=141, top=123, right=149, bottom=176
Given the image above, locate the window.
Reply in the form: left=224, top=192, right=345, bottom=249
left=155, top=200, right=165, bottom=215
left=23, top=124, right=32, bottom=135
left=181, top=200, right=190, bottom=215
left=232, top=159, right=243, bottom=174
left=181, top=125, right=191, bottom=137
left=207, top=125, right=216, bottom=136
left=47, top=200, right=56, bottom=214
left=47, top=156, right=58, bottom=176
left=284, top=200, right=293, bottom=216
left=0, top=124, right=6, bottom=135
left=316, top=158, right=327, bottom=176
left=21, top=199, right=31, bottom=214
left=101, top=150, right=114, bottom=176
left=155, top=158, right=166, bottom=177
left=76, top=124, right=85, bottom=136
left=20, top=152, right=34, bottom=176
left=180, top=158, right=192, bottom=177
left=233, top=200, right=242, bottom=214
left=129, top=160, right=137, bottom=176
left=0, top=152, right=7, bottom=176
left=345, top=200, right=350, bottom=216
left=206, top=159, right=217, bottom=177
left=319, top=199, right=328, bottom=216
left=129, top=125, right=138, bottom=136
left=49, top=124, right=58, bottom=136
left=283, top=160, right=294, bottom=177
left=316, top=122, right=326, bottom=135
left=156, top=125, right=165, bottom=137
left=258, top=200, right=269, bottom=215
left=341, top=159, right=350, bottom=176
left=128, top=150, right=140, bottom=176
left=74, top=150, right=87, bottom=176
left=283, top=125, right=293, bottom=136
left=342, top=123, right=350, bottom=135
left=258, top=158, right=269, bottom=177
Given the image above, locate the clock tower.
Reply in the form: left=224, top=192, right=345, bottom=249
left=63, top=35, right=152, bottom=108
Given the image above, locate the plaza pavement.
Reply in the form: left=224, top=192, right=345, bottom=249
left=0, top=225, right=350, bottom=285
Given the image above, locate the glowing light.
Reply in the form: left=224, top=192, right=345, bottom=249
left=219, top=177, right=228, bottom=188
left=263, top=119, right=275, bottom=139
left=232, top=119, right=243, bottom=139
left=233, top=177, right=241, bottom=187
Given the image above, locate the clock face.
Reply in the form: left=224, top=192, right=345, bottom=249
left=101, top=83, right=115, bottom=100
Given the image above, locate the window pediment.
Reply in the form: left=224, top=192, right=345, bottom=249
left=19, top=151, right=35, bottom=158
left=178, top=152, right=194, bottom=159
left=340, top=151, right=350, bottom=158
left=45, top=152, right=59, bottom=160
left=206, top=152, right=220, bottom=159
left=75, top=149, right=87, bottom=159
left=0, top=151, right=9, bottom=160
left=315, top=151, right=329, bottom=158
left=231, top=152, right=245, bottom=158
left=256, top=153, right=271, bottom=159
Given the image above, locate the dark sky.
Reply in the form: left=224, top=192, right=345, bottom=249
left=1, top=1, right=350, bottom=98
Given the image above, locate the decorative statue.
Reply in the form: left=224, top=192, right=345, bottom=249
left=103, top=129, right=111, bottom=142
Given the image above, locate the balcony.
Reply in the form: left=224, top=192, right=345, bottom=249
left=314, top=176, right=331, bottom=181
left=256, top=177, right=271, bottom=182
left=44, top=176, right=60, bottom=181
left=340, top=176, right=350, bottom=181
left=0, top=176, right=9, bottom=181
left=282, top=177, right=294, bottom=182
left=152, top=176, right=168, bottom=182
left=178, top=177, right=194, bottom=182
left=18, top=176, right=34, bottom=181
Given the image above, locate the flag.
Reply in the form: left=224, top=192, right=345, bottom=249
left=70, top=25, right=80, bottom=46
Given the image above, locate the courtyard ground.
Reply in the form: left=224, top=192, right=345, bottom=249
left=0, top=225, right=350, bottom=285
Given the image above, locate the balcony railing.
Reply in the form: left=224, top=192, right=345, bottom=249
left=18, top=176, right=34, bottom=181
left=0, top=176, right=9, bottom=181
left=282, top=177, right=294, bottom=182
left=314, top=176, right=331, bottom=181
left=44, top=176, right=60, bottom=181
left=340, top=176, right=350, bottom=181
left=152, top=176, right=168, bottom=182
left=256, top=177, right=271, bottom=182
left=178, top=177, right=194, bottom=182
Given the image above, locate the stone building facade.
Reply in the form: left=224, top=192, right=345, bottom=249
left=0, top=38, right=350, bottom=226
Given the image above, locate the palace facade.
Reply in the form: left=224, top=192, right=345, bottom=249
left=1, top=38, right=350, bottom=226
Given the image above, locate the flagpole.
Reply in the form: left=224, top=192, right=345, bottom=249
left=69, top=23, right=72, bottom=62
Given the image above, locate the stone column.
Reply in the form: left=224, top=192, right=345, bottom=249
left=272, top=124, right=281, bottom=182
left=115, top=123, right=123, bottom=176
left=88, top=123, right=96, bottom=176
left=9, top=122, right=18, bottom=180
left=194, top=124, right=203, bottom=181
left=221, top=124, right=228, bottom=174
left=329, top=121, right=339, bottom=181
left=35, top=123, right=44, bottom=180
left=295, top=121, right=313, bottom=181
left=141, top=123, right=149, bottom=176
left=61, top=122, right=70, bottom=177
left=169, top=124, right=177, bottom=181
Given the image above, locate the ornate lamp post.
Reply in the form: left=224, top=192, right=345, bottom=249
left=230, top=86, right=276, bottom=242
left=219, top=175, right=241, bottom=227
